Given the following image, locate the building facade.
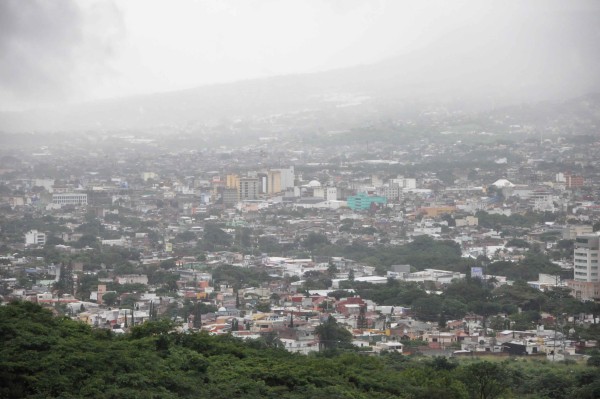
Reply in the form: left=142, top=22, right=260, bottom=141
left=569, top=234, right=600, bottom=301
left=565, top=173, right=584, bottom=189
left=271, top=167, right=294, bottom=190
left=573, top=235, right=600, bottom=283
left=222, top=187, right=239, bottom=207
left=377, top=183, right=400, bottom=201
left=25, top=230, right=46, bottom=246
left=226, top=174, right=239, bottom=189
left=346, top=193, right=387, bottom=211
left=563, top=225, right=594, bottom=240
left=239, top=177, right=259, bottom=200
left=267, top=170, right=282, bottom=194
left=52, top=193, right=88, bottom=206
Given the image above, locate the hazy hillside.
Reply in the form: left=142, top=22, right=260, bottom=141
left=1, top=34, right=599, bottom=133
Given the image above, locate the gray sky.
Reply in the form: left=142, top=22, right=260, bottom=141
left=1, top=0, right=599, bottom=111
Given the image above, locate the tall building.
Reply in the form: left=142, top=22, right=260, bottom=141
left=568, top=234, right=600, bottom=300
left=573, top=235, right=600, bottom=283
left=267, top=170, right=282, bottom=194
left=565, top=172, right=584, bottom=189
left=258, top=172, right=268, bottom=194
left=226, top=174, right=240, bottom=189
left=377, top=183, right=400, bottom=201
left=239, top=177, right=259, bottom=200
left=271, top=167, right=294, bottom=190
left=222, top=188, right=239, bottom=207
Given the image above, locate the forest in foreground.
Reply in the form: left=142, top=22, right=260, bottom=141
left=1, top=301, right=600, bottom=399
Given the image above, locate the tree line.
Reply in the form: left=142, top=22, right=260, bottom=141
left=2, top=301, right=600, bottom=399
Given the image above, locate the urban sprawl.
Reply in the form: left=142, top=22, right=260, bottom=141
left=2, top=107, right=600, bottom=361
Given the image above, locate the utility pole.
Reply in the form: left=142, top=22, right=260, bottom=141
left=552, top=314, right=558, bottom=362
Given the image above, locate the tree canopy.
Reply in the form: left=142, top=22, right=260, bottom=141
left=2, top=302, right=600, bottom=399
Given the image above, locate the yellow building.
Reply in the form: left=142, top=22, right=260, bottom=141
left=418, top=206, right=457, bottom=217
left=226, top=174, right=239, bottom=189
left=267, top=170, right=282, bottom=194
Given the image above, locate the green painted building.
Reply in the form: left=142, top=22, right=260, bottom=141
left=346, top=192, right=387, bottom=211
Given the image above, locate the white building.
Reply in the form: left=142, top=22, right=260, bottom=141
left=377, top=183, right=401, bottom=201
left=313, top=187, right=337, bottom=201
left=373, top=341, right=403, bottom=353
left=527, top=273, right=563, bottom=291
left=101, top=238, right=128, bottom=247
left=403, top=269, right=465, bottom=284
left=390, top=177, right=416, bottom=190
left=573, top=235, right=600, bottom=283
left=313, top=187, right=325, bottom=199
left=116, top=274, right=149, bottom=285
left=25, top=230, right=46, bottom=246
left=279, top=338, right=319, bottom=355
left=455, top=216, right=479, bottom=227
left=271, top=167, right=295, bottom=190
left=52, top=193, right=88, bottom=206
left=569, top=234, right=600, bottom=301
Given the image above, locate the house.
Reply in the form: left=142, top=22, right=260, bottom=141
left=116, top=274, right=149, bottom=285
left=373, top=341, right=403, bottom=353
left=423, top=331, right=457, bottom=349
left=502, top=340, right=542, bottom=355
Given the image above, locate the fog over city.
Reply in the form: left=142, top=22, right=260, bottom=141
left=0, top=0, right=599, bottom=131
left=5, top=2, right=600, bottom=394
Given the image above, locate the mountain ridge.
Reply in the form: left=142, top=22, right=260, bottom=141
left=1, top=39, right=599, bottom=133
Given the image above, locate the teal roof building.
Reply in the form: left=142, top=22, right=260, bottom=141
left=346, top=192, right=387, bottom=211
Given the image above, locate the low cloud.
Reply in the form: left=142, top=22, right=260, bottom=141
left=0, top=0, right=124, bottom=110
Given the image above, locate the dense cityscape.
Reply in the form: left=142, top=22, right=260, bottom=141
left=3, top=1, right=600, bottom=398
left=2, top=93, right=600, bottom=371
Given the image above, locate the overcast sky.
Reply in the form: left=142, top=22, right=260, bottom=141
left=0, top=0, right=599, bottom=111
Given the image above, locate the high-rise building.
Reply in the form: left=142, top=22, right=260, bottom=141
left=239, top=177, right=259, bottom=200
left=226, top=174, right=240, bottom=189
left=573, top=235, right=600, bottom=283
left=267, top=170, right=282, bottom=194
left=222, top=188, right=239, bottom=207
left=377, top=183, right=400, bottom=201
left=258, top=173, right=268, bottom=194
left=568, top=234, right=600, bottom=300
left=271, top=167, right=294, bottom=190
left=566, top=174, right=584, bottom=189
